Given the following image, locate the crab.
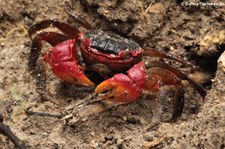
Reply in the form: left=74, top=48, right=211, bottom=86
left=28, top=16, right=206, bottom=121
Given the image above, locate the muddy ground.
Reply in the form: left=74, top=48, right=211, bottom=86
left=0, top=0, right=224, bottom=148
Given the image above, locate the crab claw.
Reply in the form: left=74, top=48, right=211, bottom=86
left=50, top=61, right=95, bottom=86
left=43, top=39, right=94, bottom=86
left=95, top=62, right=146, bottom=102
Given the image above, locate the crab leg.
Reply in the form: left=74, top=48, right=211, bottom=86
left=28, top=19, right=80, bottom=39
left=144, top=67, right=185, bottom=121
left=29, top=32, right=70, bottom=97
left=144, top=61, right=206, bottom=120
left=145, top=61, right=206, bottom=98
left=143, top=48, right=190, bottom=66
left=29, top=32, right=69, bottom=71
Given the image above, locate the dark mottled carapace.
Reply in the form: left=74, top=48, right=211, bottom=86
left=84, top=30, right=140, bottom=54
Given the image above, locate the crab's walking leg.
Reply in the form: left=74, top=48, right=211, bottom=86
left=145, top=61, right=207, bottom=98
left=30, top=32, right=69, bottom=97
left=29, top=32, right=69, bottom=71
left=145, top=61, right=206, bottom=120
left=144, top=68, right=185, bottom=121
left=143, top=48, right=190, bottom=66
left=28, top=20, right=80, bottom=39
left=29, top=32, right=69, bottom=97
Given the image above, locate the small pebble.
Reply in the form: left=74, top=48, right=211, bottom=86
left=90, top=132, right=95, bottom=136
left=116, top=138, right=124, bottom=148
left=42, top=132, right=48, bottom=137
left=143, top=133, right=154, bottom=141
left=90, top=140, right=98, bottom=148
left=105, top=135, right=113, bottom=141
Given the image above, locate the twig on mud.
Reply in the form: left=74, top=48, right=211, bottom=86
left=25, top=110, right=63, bottom=119
left=143, top=137, right=166, bottom=148
left=140, top=2, right=153, bottom=20
left=0, top=113, right=27, bottom=149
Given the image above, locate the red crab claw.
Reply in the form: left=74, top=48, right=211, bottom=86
left=43, top=39, right=94, bottom=86
left=95, top=62, right=146, bottom=102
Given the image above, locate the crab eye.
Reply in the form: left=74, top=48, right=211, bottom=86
left=118, top=49, right=132, bottom=59
left=125, top=50, right=133, bottom=58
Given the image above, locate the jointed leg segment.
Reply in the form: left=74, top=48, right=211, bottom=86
left=28, top=20, right=80, bottom=39
left=29, top=32, right=69, bottom=71
left=145, top=67, right=185, bottom=120
left=143, top=48, right=190, bottom=66
left=145, top=61, right=206, bottom=97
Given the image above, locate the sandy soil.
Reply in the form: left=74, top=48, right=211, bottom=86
left=0, top=0, right=224, bottom=148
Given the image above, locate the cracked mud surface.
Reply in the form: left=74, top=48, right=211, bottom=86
left=0, top=0, right=224, bottom=148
